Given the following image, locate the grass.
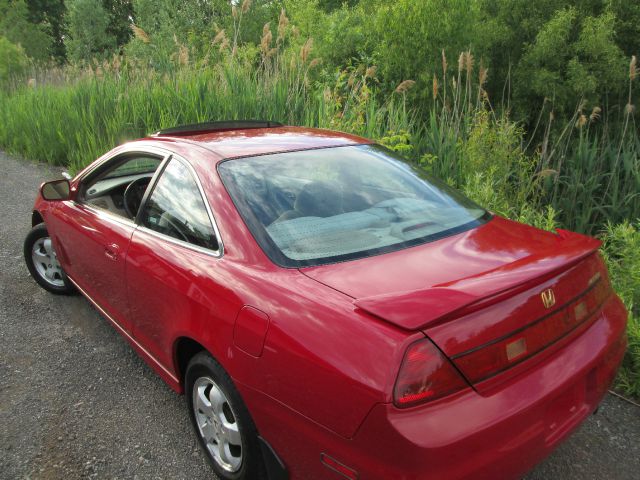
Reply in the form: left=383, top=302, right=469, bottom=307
left=0, top=48, right=638, bottom=398
left=0, top=57, right=410, bottom=173
left=601, top=221, right=640, bottom=399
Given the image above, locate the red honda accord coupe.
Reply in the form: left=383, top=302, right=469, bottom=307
left=24, top=121, right=627, bottom=480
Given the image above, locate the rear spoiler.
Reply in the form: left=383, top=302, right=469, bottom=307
left=354, top=230, right=601, bottom=330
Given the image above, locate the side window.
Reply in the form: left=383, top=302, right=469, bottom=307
left=82, top=154, right=163, bottom=220
left=140, top=159, right=219, bottom=251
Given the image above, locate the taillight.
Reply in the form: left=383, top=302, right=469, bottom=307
left=394, top=338, right=468, bottom=408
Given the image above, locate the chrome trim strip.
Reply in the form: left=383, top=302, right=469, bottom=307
left=136, top=224, right=221, bottom=258
left=67, top=275, right=180, bottom=384
left=75, top=145, right=174, bottom=183
left=71, top=201, right=137, bottom=229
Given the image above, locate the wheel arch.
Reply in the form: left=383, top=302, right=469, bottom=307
left=173, top=336, right=207, bottom=386
left=32, top=210, right=44, bottom=227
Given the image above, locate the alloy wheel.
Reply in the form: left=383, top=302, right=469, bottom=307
left=192, top=376, right=243, bottom=473
left=31, top=237, right=65, bottom=288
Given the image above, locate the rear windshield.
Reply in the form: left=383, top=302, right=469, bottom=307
left=218, top=144, right=489, bottom=267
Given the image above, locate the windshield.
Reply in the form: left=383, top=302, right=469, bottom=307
left=218, top=144, right=489, bottom=267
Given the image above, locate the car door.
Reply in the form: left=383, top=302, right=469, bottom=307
left=125, top=155, right=224, bottom=368
left=47, top=149, right=167, bottom=332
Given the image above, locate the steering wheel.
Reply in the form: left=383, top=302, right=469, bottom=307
left=123, top=177, right=151, bottom=219
left=158, top=211, right=191, bottom=242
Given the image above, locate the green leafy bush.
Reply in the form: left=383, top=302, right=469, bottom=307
left=601, top=221, right=640, bottom=398
left=0, top=36, right=28, bottom=86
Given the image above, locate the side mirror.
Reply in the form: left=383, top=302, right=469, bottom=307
left=41, top=179, right=71, bottom=201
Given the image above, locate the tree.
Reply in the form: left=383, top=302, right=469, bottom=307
left=372, top=0, right=482, bottom=97
left=25, top=0, right=67, bottom=62
left=0, top=36, right=29, bottom=84
left=65, top=0, right=117, bottom=63
left=0, top=0, right=53, bottom=62
left=102, top=0, right=134, bottom=49
left=515, top=8, right=626, bottom=116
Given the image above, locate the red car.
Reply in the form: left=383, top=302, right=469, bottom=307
left=24, top=121, right=627, bottom=480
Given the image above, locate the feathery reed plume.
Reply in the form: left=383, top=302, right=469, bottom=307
left=278, top=9, right=289, bottom=42
left=27, top=78, right=36, bottom=88
left=261, top=23, right=272, bottom=54
left=537, top=169, right=558, bottom=178
left=241, top=0, right=252, bottom=14
left=589, top=106, right=601, bottom=122
left=347, top=73, right=355, bottom=87
left=458, top=52, right=464, bottom=73
left=219, top=37, right=230, bottom=52
left=292, top=26, right=300, bottom=38
left=625, top=56, right=637, bottom=118
left=212, top=29, right=226, bottom=46
left=111, top=54, right=121, bottom=73
left=178, top=44, right=189, bottom=66
left=308, top=58, right=322, bottom=69
left=465, top=50, right=474, bottom=77
left=432, top=74, right=438, bottom=100
left=300, top=38, right=313, bottom=63
left=132, top=25, right=150, bottom=44
left=323, top=87, right=332, bottom=103
left=576, top=114, right=587, bottom=128
left=479, top=64, right=488, bottom=88
left=232, top=5, right=238, bottom=19
left=395, top=80, right=415, bottom=94
left=365, top=65, right=377, bottom=78
left=441, top=49, right=448, bottom=106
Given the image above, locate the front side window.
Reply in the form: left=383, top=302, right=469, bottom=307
left=81, top=154, right=163, bottom=219
left=140, top=159, right=219, bottom=251
left=218, top=144, right=489, bottom=267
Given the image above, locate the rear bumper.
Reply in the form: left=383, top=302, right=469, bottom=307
left=350, top=294, right=627, bottom=480
left=243, top=294, right=627, bottom=480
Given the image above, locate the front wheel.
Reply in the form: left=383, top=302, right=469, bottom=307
left=185, top=352, right=266, bottom=480
left=24, top=223, right=75, bottom=295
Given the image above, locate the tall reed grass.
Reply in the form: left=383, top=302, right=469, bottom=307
left=0, top=59, right=411, bottom=173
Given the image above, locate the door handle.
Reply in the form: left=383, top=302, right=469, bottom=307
left=104, top=243, right=120, bottom=261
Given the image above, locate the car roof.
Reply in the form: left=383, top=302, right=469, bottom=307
left=140, top=126, right=372, bottom=163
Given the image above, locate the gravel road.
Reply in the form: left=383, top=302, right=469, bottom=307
left=1, top=150, right=639, bottom=480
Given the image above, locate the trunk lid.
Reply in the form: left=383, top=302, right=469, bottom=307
left=301, top=216, right=610, bottom=386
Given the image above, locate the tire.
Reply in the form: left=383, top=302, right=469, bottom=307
left=24, top=223, right=75, bottom=295
left=185, top=352, right=266, bottom=480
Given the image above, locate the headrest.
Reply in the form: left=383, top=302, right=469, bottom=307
left=294, top=181, right=343, bottom=217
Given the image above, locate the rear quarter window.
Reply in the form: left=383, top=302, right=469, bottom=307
left=140, top=159, right=219, bottom=251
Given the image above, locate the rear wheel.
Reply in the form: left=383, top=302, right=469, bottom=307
left=185, top=352, right=266, bottom=480
left=24, top=223, right=75, bottom=295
